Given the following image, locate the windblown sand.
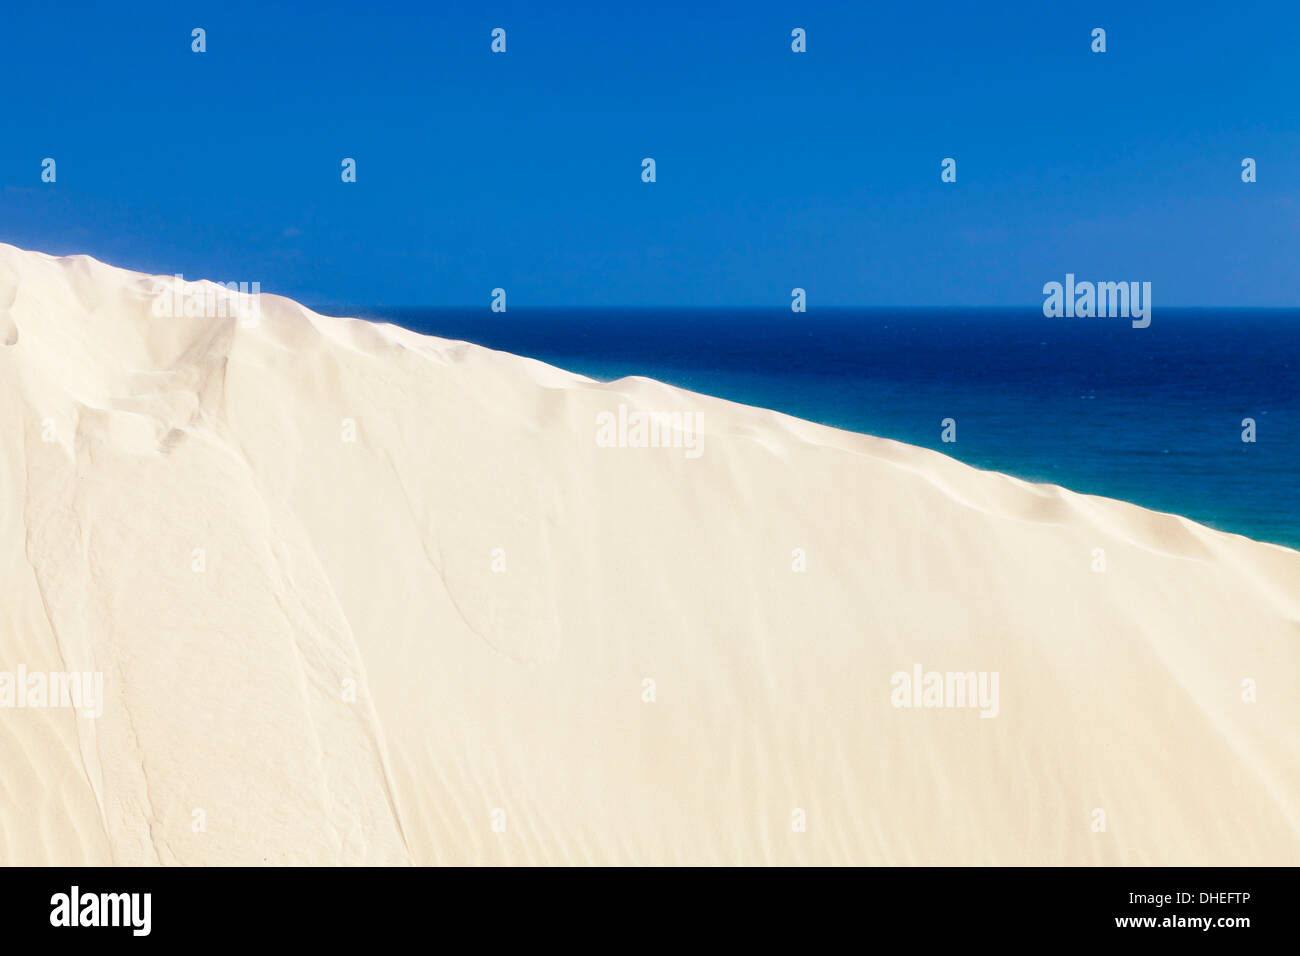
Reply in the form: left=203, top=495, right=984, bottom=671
left=0, top=243, right=1296, bottom=865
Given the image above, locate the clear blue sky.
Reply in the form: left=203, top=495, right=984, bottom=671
left=2, top=0, right=1297, bottom=306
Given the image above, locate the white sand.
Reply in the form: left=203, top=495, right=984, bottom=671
left=0, top=242, right=1297, bottom=865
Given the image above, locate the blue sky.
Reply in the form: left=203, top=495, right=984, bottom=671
left=2, top=0, right=1298, bottom=306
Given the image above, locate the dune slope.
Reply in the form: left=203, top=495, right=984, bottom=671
left=0, top=243, right=1297, bottom=865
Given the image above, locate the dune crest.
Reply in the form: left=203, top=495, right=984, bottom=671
left=0, top=243, right=1296, bottom=865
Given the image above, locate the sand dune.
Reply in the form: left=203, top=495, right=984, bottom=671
left=0, top=243, right=1296, bottom=865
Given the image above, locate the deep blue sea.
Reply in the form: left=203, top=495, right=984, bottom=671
left=338, top=307, right=1299, bottom=550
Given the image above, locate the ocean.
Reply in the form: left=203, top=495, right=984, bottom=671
left=339, top=307, right=1299, bottom=551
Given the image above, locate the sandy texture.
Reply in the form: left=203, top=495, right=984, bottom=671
left=0, top=243, right=1297, bottom=865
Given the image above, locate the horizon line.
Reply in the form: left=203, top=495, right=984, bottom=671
left=310, top=303, right=1300, bottom=312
